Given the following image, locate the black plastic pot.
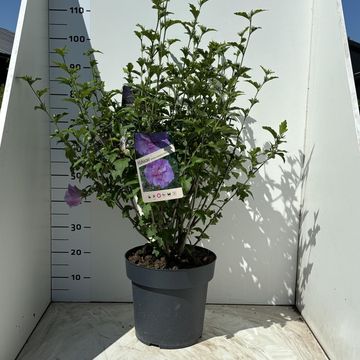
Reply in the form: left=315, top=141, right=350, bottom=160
left=125, top=246, right=216, bottom=349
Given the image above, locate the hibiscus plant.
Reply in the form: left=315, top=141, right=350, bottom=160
left=23, top=0, right=287, bottom=264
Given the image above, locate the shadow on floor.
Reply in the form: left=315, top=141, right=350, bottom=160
left=200, top=304, right=302, bottom=342
left=17, top=303, right=326, bottom=360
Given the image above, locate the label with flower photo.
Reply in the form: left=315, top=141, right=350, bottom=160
left=135, top=132, right=184, bottom=203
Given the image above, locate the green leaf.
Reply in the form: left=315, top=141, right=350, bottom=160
left=250, top=26, right=261, bottom=34
left=107, top=152, right=118, bottom=163
left=36, top=88, right=48, bottom=97
left=189, top=4, right=200, bottom=19
left=234, top=11, right=250, bottom=20
left=146, top=225, right=158, bottom=239
left=199, top=25, right=216, bottom=35
left=20, top=75, right=41, bottom=86
left=249, top=97, right=259, bottom=106
left=142, top=203, right=152, bottom=219
left=54, top=47, right=68, bottom=56
left=163, top=19, right=181, bottom=29
left=279, top=120, right=288, bottom=136
left=93, top=163, right=102, bottom=173
left=111, top=158, right=130, bottom=179
left=180, top=176, right=192, bottom=193
left=260, top=65, right=274, bottom=76
left=191, top=157, right=206, bottom=165
left=199, top=233, right=209, bottom=240
left=262, top=126, right=277, bottom=139
left=246, top=80, right=261, bottom=90
left=250, top=9, right=267, bottom=17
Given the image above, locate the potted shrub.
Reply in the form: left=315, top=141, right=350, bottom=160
left=23, top=0, right=287, bottom=349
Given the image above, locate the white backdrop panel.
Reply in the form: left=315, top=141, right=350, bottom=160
left=85, top=0, right=311, bottom=304
left=0, top=0, right=50, bottom=358
left=297, top=0, right=360, bottom=358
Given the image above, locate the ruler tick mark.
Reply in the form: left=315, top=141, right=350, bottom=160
left=52, top=289, right=70, bottom=291
left=52, top=264, right=69, bottom=266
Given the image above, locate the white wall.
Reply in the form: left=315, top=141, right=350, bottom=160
left=297, top=0, right=360, bottom=359
left=87, top=0, right=312, bottom=303
left=2, top=0, right=359, bottom=357
left=0, top=0, right=50, bottom=358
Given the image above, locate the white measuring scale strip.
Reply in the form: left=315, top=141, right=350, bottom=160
left=49, top=0, right=93, bottom=301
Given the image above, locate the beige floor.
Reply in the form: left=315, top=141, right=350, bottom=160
left=17, top=303, right=327, bottom=360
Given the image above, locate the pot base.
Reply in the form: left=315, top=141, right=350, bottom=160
left=136, top=333, right=202, bottom=349
left=132, top=282, right=208, bottom=349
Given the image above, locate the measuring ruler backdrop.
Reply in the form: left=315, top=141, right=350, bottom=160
left=49, top=0, right=92, bottom=301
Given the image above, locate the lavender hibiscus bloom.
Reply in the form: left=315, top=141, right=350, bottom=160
left=144, top=159, right=174, bottom=188
left=135, top=132, right=171, bottom=156
left=64, top=184, right=82, bottom=207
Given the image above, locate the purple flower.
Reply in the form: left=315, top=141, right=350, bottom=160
left=144, top=159, right=174, bottom=188
left=135, top=132, right=171, bottom=156
left=64, top=184, right=82, bottom=207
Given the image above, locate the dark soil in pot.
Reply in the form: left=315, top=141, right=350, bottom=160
left=127, top=243, right=216, bottom=270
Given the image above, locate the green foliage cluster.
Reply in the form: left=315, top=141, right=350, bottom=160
left=23, top=0, right=287, bottom=260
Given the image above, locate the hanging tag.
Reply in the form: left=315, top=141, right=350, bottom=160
left=135, top=132, right=184, bottom=203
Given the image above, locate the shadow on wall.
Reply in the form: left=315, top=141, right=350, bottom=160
left=294, top=146, right=320, bottom=312
left=207, top=120, right=318, bottom=305
left=296, top=209, right=320, bottom=312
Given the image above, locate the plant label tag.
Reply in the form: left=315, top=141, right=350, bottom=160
left=135, top=132, right=184, bottom=203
